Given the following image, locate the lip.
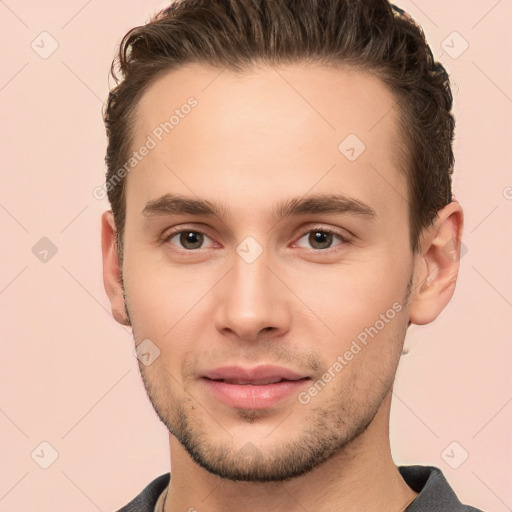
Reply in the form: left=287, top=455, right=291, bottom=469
left=203, top=364, right=307, bottom=382
left=201, top=365, right=310, bottom=409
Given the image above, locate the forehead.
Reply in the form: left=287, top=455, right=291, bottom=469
left=127, top=62, right=408, bottom=227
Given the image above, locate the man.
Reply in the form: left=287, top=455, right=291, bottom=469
left=101, top=0, right=482, bottom=510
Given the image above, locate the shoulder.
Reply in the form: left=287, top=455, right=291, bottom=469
left=114, top=473, right=170, bottom=512
left=399, top=465, right=484, bottom=511
left=114, top=467, right=486, bottom=512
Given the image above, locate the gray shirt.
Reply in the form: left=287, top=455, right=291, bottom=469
left=115, top=465, right=484, bottom=511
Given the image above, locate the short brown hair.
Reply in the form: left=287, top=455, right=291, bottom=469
left=103, top=0, right=455, bottom=257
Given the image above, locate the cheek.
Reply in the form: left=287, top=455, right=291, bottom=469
left=123, top=255, right=217, bottom=341
left=286, top=252, right=410, bottom=339
left=318, top=307, right=407, bottom=406
left=287, top=259, right=410, bottom=394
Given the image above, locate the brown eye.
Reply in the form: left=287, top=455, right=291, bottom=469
left=295, top=228, right=348, bottom=251
left=166, top=230, right=213, bottom=250
left=308, top=231, right=334, bottom=250
left=180, top=231, right=204, bottom=249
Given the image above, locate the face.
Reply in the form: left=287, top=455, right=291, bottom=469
left=117, top=63, right=416, bottom=481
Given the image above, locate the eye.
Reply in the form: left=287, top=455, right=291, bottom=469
left=294, top=228, right=349, bottom=251
left=165, top=229, right=216, bottom=250
left=163, top=226, right=350, bottom=252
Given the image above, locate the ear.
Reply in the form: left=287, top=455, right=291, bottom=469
left=408, top=199, right=464, bottom=325
left=101, top=210, right=131, bottom=326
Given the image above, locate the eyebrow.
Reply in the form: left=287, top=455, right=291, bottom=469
left=142, top=193, right=377, bottom=222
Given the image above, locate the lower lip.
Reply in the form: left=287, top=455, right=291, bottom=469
left=201, top=378, right=310, bottom=409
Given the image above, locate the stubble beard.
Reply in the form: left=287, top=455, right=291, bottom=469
left=123, top=272, right=413, bottom=482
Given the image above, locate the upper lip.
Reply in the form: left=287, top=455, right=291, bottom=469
left=202, top=365, right=309, bottom=384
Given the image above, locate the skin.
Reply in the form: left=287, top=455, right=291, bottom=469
left=102, top=62, right=464, bottom=511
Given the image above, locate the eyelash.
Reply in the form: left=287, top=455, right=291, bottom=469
left=162, top=226, right=351, bottom=252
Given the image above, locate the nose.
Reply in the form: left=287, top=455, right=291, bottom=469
left=213, top=252, right=291, bottom=343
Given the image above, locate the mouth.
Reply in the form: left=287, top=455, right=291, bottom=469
left=202, top=364, right=309, bottom=382
left=200, top=365, right=311, bottom=409
left=204, top=377, right=307, bottom=385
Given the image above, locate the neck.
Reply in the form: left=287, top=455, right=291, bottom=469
left=163, top=390, right=417, bottom=512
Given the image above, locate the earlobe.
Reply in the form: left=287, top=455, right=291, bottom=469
left=101, top=210, right=131, bottom=326
left=408, top=200, right=464, bottom=326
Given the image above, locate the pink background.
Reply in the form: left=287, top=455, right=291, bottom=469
left=1, top=1, right=511, bottom=510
